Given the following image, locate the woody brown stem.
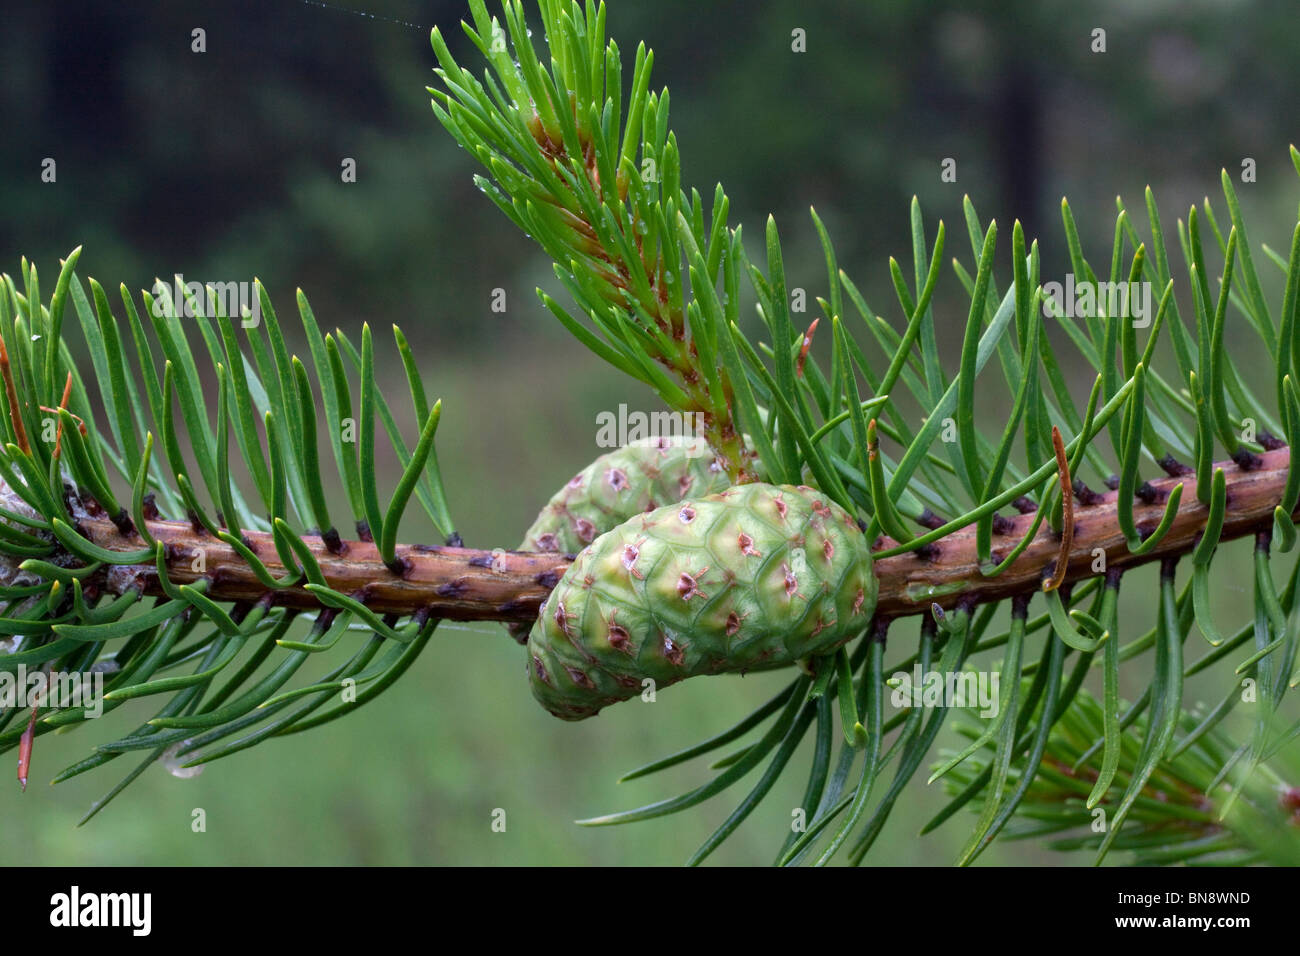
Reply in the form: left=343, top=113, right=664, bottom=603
left=50, top=447, right=1296, bottom=626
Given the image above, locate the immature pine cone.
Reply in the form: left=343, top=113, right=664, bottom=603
left=527, top=482, right=878, bottom=719
left=517, top=435, right=736, bottom=555
left=509, top=435, right=740, bottom=642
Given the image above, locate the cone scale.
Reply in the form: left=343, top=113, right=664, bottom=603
left=509, top=435, right=742, bottom=641
left=517, top=435, right=739, bottom=555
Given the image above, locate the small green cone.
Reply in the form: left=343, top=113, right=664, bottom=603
left=517, top=435, right=740, bottom=555
left=508, top=435, right=744, bottom=641
left=526, top=482, right=878, bottom=720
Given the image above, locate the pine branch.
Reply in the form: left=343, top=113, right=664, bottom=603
left=20, top=445, right=1292, bottom=624
left=4, top=0, right=1298, bottom=865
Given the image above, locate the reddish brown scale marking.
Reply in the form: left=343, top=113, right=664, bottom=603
left=565, top=666, right=595, bottom=689
left=781, top=563, right=806, bottom=601
left=725, top=610, right=748, bottom=637
left=573, top=518, right=597, bottom=543
left=737, top=532, right=762, bottom=557
left=773, top=495, right=788, bottom=520
left=662, top=634, right=686, bottom=667
left=605, top=467, right=630, bottom=493
left=823, top=538, right=835, bottom=562
left=568, top=473, right=585, bottom=488
left=678, top=506, right=696, bottom=523
left=677, top=568, right=709, bottom=601
left=606, top=612, right=632, bottom=652
left=677, top=475, right=694, bottom=497
left=852, top=587, right=867, bottom=616
left=809, top=615, right=836, bottom=640
left=621, top=538, right=647, bottom=579
left=532, top=656, right=549, bottom=683
left=553, top=601, right=571, bottom=637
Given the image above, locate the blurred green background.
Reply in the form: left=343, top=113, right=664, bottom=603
left=1, top=0, right=1298, bottom=865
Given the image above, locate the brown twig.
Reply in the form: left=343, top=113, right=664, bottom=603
left=24, top=446, right=1297, bottom=627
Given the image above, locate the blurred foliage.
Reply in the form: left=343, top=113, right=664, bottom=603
left=5, top=0, right=1298, bottom=347
left=2, top=0, right=1298, bottom=865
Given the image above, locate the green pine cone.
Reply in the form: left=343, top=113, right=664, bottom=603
left=508, top=435, right=742, bottom=642
left=517, top=435, right=737, bottom=556
left=526, top=482, right=878, bottom=720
